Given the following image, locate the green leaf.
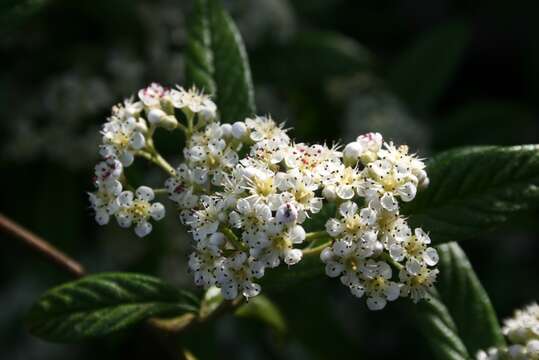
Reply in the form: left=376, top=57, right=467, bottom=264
left=436, top=243, right=505, bottom=354
left=253, top=31, right=373, bottom=86
left=403, top=145, right=539, bottom=244
left=185, top=0, right=255, bottom=123
left=235, top=295, right=286, bottom=335
left=415, top=290, right=471, bottom=360
left=387, top=21, right=470, bottom=112
left=415, top=242, right=504, bottom=360
left=26, top=273, right=199, bottom=342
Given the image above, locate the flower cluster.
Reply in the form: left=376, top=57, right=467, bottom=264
left=321, top=134, right=437, bottom=310
left=88, top=84, right=216, bottom=237
left=477, top=303, right=539, bottom=359
left=88, top=83, right=437, bottom=309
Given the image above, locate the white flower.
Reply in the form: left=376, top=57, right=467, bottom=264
left=165, top=163, right=201, bottom=209
left=188, top=233, right=224, bottom=288
left=228, top=198, right=272, bottom=235
left=326, top=201, right=378, bottom=242
left=112, top=98, right=144, bottom=119
left=170, top=86, right=216, bottom=119
left=503, top=303, right=539, bottom=344
left=88, top=179, right=122, bottom=225
left=186, top=195, right=226, bottom=240
left=184, top=123, right=239, bottom=185
left=361, top=260, right=400, bottom=310
left=245, top=115, right=289, bottom=144
left=376, top=210, right=411, bottom=249
left=356, top=132, right=383, bottom=164
left=277, top=173, right=322, bottom=220
left=249, top=222, right=305, bottom=267
left=94, top=158, right=123, bottom=184
left=138, top=82, right=170, bottom=108
left=215, top=252, right=262, bottom=300
left=115, top=186, right=165, bottom=237
left=320, top=239, right=365, bottom=287
left=242, top=165, right=281, bottom=206
left=389, top=228, right=439, bottom=275
left=399, top=265, right=438, bottom=303
left=100, top=116, right=146, bottom=166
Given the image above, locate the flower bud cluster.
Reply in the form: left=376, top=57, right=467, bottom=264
left=477, top=303, right=539, bottom=359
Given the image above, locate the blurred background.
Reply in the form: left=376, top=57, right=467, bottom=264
left=1, top=0, right=539, bottom=359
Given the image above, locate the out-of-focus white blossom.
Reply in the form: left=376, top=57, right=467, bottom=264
left=477, top=303, right=539, bottom=359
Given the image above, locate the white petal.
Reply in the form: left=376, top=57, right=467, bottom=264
left=336, top=185, right=355, bottom=200
left=380, top=193, right=398, bottom=212
left=135, top=221, right=153, bottom=237
left=221, top=282, right=238, bottom=300
left=119, top=151, right=134, bottom=167
left=130, top=132, right=146, bottom=150
left=367, top=296, right=387, bottom=311
left=415, top=228, right=431, bottom=244
left=289, top=225, right=306, bottom=244
left=397, top=182, right=417, bottom=202
left=118, top=191, right=134, bottom=206
left=150, top=203, right=165, bottom=220
left=339, top=201, right=358, bottom=217
left=116, top=212, right=132, bottom=228
left=333, top=240, right=354, bottom=257
left=256, top=204, right=273, bottom=221
left=406, top=258, right=422, bottom=276
left=325, top=218, right=343, bottom=237
left=349, top=284, right=365, bottom=298
left=359, top=207, right=377, bottom=226
left=95, top=210, right=110, bottom=225
left=384, top=282, right=400, bottom=301
left=236, top=198, right=251, bottom=214
left=242, top=282, right=261, bottom=298
left=251, top=261, right=265, bottom=279
left=136, top=186, right=155, bottom=201
left=284, top=249, right=303, bottom=265
left=209, top=232, right=226, bottom=247
left=320, top=247, right=333, bottom=263
left=325, top=262, right=344, bottom=277
left=389, top=244, right=405, bottom=261
left=423, top=247, right=439, bottom=266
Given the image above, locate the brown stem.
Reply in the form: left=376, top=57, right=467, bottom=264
left=0, top=213, right=86, bottom=278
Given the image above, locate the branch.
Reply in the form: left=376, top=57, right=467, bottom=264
left=0, top=213, right=86, bottom=278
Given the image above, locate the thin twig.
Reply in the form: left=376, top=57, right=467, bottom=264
left=0, top=213, right=86, bottom=278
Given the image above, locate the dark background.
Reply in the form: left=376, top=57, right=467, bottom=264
left=1, top=0, right=539, bottom=359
